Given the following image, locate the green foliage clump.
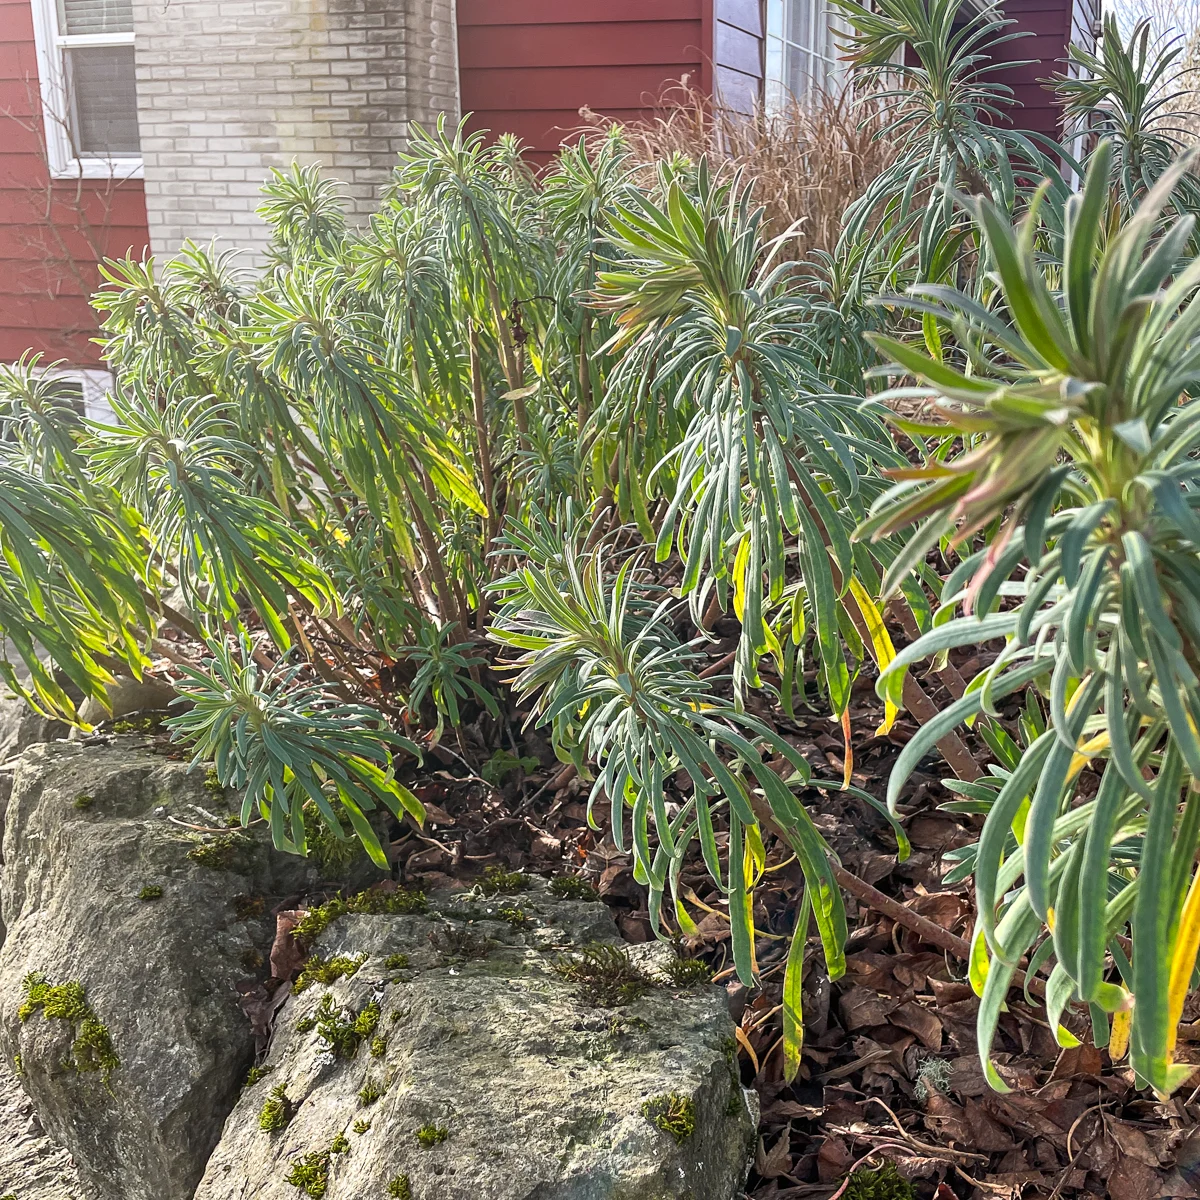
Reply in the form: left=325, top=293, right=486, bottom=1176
left=496, top=906, right=529, bottom=928
left=663, top=956, right=711, bottom=988
left=303, top=994, right=379, bottom=1058
left=10, top=18, right=1200, bottom=1111
left=352, top=1118, right=371, bottom=1134
left=416, top=1123, right=448, bottom=1148
left=554, top=944, right=647, bottom=1007
left=284, top=1150, right=330, bottom=1197
left=329, top=1132, right=350, bottom=1155
left=258, top=1084, right=292, bottom=1132
left=481, top=749, right=539, bottom=785
left=244, top=1063, right=273, bottom=1088
left=358, top=1079, right=384, bottom=1106
left=292, top=887, right=427, bottom=943
left=203, top=766, right=223, bottom=792
left=383, top=953, right=410, bottom=971
left=387, top=1176, right=412, bottom=1200
left=72, top=794, right=94, bottom=810
left=302, top=801, right=364, bottom=874
left=186, top=832, right=245, bottom=871
left=549, top=875, right=597, bottom=901
left=138, top=884, right=163, bottom=901
left=842, top=1161, right=915, bottom=1200
left=293, top=953, right=367, bottom=993
left=19, top=973, right=118, bottom=1080
left=475, top=866, right=529, bottom=897
left=641, top=1093, right=696, bottom=1144
left=370, top=1035, right=387, bottom=1058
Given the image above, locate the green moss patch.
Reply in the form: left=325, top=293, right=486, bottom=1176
left=549, top=875, right=597, bottom=900
left=138, top=885, right=163, bottom=901
left=416, top=1122, right=448, bottom=1148
left=387, top=1175, right=412, bottom=1199
left=244, top=1063, right=273, bottom=1088
left=843, top=1162, right=915, bottom=1200
left=554, top=943, right=648, bottom=1007
left=291, top=886, right=427, bottom=943
left=302, top=994, right=380, bottom=1058
left=232, top=894, right=266, bottom=920
left=258, top=1084, right=292, bottom=1132
left=641, top=1093, right=696, bottom=1144
left=662, top=956, right=710, bottom=988
left=475, top=866, right=529, bottom=897
left=18, top=973, right=118, bottom=1080
left=293, top=953, right=367, bottom=994
left=186, top=832, right=246, bottom=871
left=284, top=1149, right=330, bottom=1197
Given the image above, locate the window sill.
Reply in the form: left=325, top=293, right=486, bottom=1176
left=50, top=157, right=143, bottom=182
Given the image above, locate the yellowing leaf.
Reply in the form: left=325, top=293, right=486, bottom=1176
left=846, top=578, right=899, bottom=736
left=1110, top=1007, right=1132, bottom=1062
left=732, top=534, right=751, bottom=622
left=1067, top=730, right=1110, bottom=784
left=782, top=889, right=811, bottom=1084
left=1167, top=867, right=1200, bottom=1063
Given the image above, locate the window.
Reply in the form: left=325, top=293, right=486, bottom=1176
left=764, top=0, right=849, bottom=110
left=0, top=367, right=113, bottom=444
left=30, top=0, right=141, bottom=179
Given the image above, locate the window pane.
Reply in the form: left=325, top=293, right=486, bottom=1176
left=66, top=45, right=140, bottom=156
left=788, top=0, right=812, bottom=49
left=58, top=0, right=133, bottom=35
left=765, top=35, right=784, bottom=86
left=786, top=44, right=811, bottom=98
left=766, top=0, right=784, bottom=38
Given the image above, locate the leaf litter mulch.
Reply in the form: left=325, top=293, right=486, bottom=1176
left=379, top=645, right=1200, bottom=1200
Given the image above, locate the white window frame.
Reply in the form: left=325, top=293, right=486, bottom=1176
left=28, top=0, right=142, bottom=181
left=764, top=0, right=850, bottom=111
left=19, top=365, right=116, bottom=422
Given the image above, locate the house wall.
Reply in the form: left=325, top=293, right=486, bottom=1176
left=714, top=0, right=763, bottom=114
left=457, top=0, right=707, bottom=162
left=133, top=0, right=460, bottom=263
left=0, top=0, right=148, bottom=366
left=985, top=0, right=1097, bottom=146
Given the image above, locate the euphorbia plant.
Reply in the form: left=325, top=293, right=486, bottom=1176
left=864, top=141, right=1200, bottom=1095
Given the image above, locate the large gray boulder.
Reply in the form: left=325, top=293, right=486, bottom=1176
left=0, top=737, right=343, bottom=1200
left=0, top=694, right=68, bottom=836
left=0, top=1058, right=97, bottom=1199
left=195, top=882, right=755, bottom=1200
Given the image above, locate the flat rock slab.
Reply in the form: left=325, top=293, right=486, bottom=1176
left=195, top=884, right=756, bottom=1200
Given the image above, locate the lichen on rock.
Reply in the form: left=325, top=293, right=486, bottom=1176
left=193, top=881, right=755, bottom=1200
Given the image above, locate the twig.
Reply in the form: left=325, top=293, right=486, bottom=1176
left=866, top=1097, right=990, bottom=1163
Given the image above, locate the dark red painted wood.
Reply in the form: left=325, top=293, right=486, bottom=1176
left=0, top=0, right=147, bottom=365
left=457, top=0, right=705, bottom=160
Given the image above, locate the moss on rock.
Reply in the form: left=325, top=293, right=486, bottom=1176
left=18, top=973, right=118, bottom=1081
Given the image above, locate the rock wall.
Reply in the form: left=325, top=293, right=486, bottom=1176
left=0, top=729, right=755, bottom=1200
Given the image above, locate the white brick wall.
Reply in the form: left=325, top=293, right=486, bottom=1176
left=132, top=0, right=460, bottom=263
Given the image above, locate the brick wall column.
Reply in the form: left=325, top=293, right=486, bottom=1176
left=132, top=0, right=460, bottom=264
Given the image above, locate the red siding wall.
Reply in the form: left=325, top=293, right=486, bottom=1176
left=987, top=0, right=1091, bottom=147
left=457, top=0, right=708, bottom=162
left=0, top=0, right=148, bottom=367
